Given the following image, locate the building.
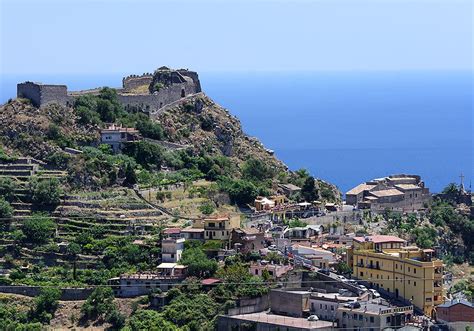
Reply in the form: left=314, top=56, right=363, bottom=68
left=436, top=299, right=474, bottom=329
left=348, top=235, right=444, bottom=316
left=345, top=174, right=430, bottom=211
left=203, top=214, right=240, bottom=241
left=162, top=227, right=182, bottom=239
left=218, top=312, right=335, bottom=331
left=157, top=262, right=187, bottom=277
left=284, top=225, right=324, bottom=240
left=100, top=124, right=141, bottom=153
left=290, top=244, right=337, bottom=269
left=181, top=227, right=205, bottom=240
left=309, top=293, right=359, bottom=322
left=278, top=183, right=302, bottom=197
left=108, top=269, right=186, bottom=297
left=249, top=261, right=293, bottom=280
left=161, top=237, right=185, bottom=263
left=230, top=228, right=265, bottom=253
left=254, top=195, right=286, bottom=211
left=270, top=289, right=311, bottom=317
left=336, top=300, right=413, bottom=330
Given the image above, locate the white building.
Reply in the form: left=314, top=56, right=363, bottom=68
left=161, top=237, right=185, bottom=263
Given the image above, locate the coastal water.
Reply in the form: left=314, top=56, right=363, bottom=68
left=1, top=71, right=472, bottom=193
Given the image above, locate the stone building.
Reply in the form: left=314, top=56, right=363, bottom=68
left=345, top=174, right=430, bottom=211
left=436, top=299, right=474, bottom=329
left=17, top=67, right=201, bottom=113
left=161, top=237, right=185, bottom=263
left=230, top=228, right=265, bottom=253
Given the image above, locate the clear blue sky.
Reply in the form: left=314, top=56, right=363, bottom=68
left=0, top=0, right=472, bottom=74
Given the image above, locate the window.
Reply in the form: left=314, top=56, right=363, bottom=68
left=408, top=280, right=411, bottom=285
left=414, top=268, right=416, bottom=274
left=370, top=317, right=374, bottom=323
left=343, top=312, right=347, bottom=318
left=171, top=254, right=174, bottom=258
left=359, top=315, right=363, bottom=321
left=325, top=304, right=328, bottom=310
left=377, top=275, right=379, bottom=279
left=331, top=305, right=334, bottom=311
left=414, top=281, right=417, bottom=286
left=353, top=314, right=357, bottom=319
left=386, top=316, right=391, bottom=323
left=360, top=272, right=364, bottom=277
left=320, top=304, right=323, bottom=309
left=255, top=269, right=258, bottom=275
left=408, top=267, right=410, bottom=272
left=395, top=264, right=398, bottom=269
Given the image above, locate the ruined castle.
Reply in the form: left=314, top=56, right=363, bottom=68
left=17, top=67, right=202, bottom=113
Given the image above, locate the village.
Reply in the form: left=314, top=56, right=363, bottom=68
left=0, top=67, right=472, bottom=330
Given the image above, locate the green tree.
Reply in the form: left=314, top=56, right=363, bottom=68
left=127, top=309, right=178, bottom=331
left=22, top=214, right=56, bottom=245
left=181, top=248, right=218, bottom=278
left=123, top=141, right=164, bottom=169
left=123, top=163, right=138, bottom=187
left=222, top=179, right=258, bottom=205
left=301, top=176, right=318, bottom=202
left=242, top=158, right=273, bottom=182
left=199, top=201, right=215, bottom=215
left=334, top=262, right=352, bottom=275
left=29, top=177, right=62, bottom=207
left=442, top=183, right=459, bottom=195
left=0, top=197, right=13, bottom=219
left=30, top=287, right=61, bottom=323
left=81, top=287, right=116, bottom=321
left=0, top=177, right=16, bottom=201
left=66, top=243, right=81, bottom=280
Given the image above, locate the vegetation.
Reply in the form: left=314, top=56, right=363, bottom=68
left=29, top=177, right=62, bottom=208
left=21, top=213, right=56, bottom=245
left=181, top=245, right=218, bottom=278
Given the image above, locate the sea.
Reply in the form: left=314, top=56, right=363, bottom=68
left=1, top=71, right=472, bottom=194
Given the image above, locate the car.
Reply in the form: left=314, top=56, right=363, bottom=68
left=268, top=245, right=277, bottom=251
left=344, top=301, right=361, bottom=309
left=369, top=289, right=380, bottom=298
left=319, top=269, right=331, bottom=275
left=358, top=285, right=368, bottom=291
left=337, top=275, right=348, bottom=282
left=307, top=315, right=319, bottom=321
left=347, top=280, right=358, bottom=285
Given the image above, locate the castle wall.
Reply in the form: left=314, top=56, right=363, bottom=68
left=118, top=81, right=196, bottom=112
left=122, top=74, right=153, bottom=90
left=17, top=82, right=71, bottom=108
left=178, top=70, right=202, bottom=93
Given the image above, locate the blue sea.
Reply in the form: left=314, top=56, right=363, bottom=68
left=1, top=71, right=472, bottom=193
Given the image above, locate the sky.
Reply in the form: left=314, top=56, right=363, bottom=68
left=0, top=0, right=472, bottom=74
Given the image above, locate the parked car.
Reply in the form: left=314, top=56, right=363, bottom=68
left=337, top=275, right=348, bottom=282
left=307, top=315, right=319, bottom=321
left=319, top=268, right=331, bottom=275
left=344, top=301, right=361, bottom=309
left=268, top=245, right=277, bottom=251
left=358, top=285, right=368, bottom=291
left=369, top=289, right=380, bottom=298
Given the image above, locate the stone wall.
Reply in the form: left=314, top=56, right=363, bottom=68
left=122, top=74, right=153, bottom=91
left=118, top=82, right=197, bottom=113
left=17, top=82, right=72, bottom=108
left=0, top=285, right=93, bottom=300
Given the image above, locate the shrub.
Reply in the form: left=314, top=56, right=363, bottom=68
left=29, top=177, right=62, bottom=208
left=0, top=197, right=13, bottom=219
left=22, top=213, right=56, bottom=245
left=0, top=177, right=16, bottom=201
left=199, top=201, right=215, bottom=215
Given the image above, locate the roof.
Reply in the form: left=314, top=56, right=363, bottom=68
left=181, top=228, right=205, bottom=233
left=234, top=227, right=261, bottom=235
left=224, top=312, right=333, bottom=329
left=279, top=183, right=302, bottom=191
left=369, top=189, right=404, bottom=197
left=201, top=278, right=222, bottom=285
left=395, top=184, right=421, bottom=191
left=163, top=228, right=181, bottom=234
left=157, top=263, right=186, bottom=269
left=438, top=299, right=474, bottom=309
left=346, top=183, right=377, bottom=195
left=353, top=235, right=406, bottom=244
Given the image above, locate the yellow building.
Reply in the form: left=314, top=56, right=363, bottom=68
left=203, top=214, right=240, bottom=240
left=348, top=235, right=443, bottom=317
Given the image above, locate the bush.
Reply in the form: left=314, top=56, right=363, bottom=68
left=122, top=141, right=164, bottom=170
left=30, top=287, right=61, bottom=323
left=29, top=177, right=62, bottom=208
left=81, top=287, right=116, bottom=321
left=0, top=177, right=16, bottom=201
left=22, top=213, right=56, bottom=245
left=0, top=197, right=13, bottom=219
left=199, top=201, right=215, bottom=215
left=127, top=309, right=177, bottom=331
